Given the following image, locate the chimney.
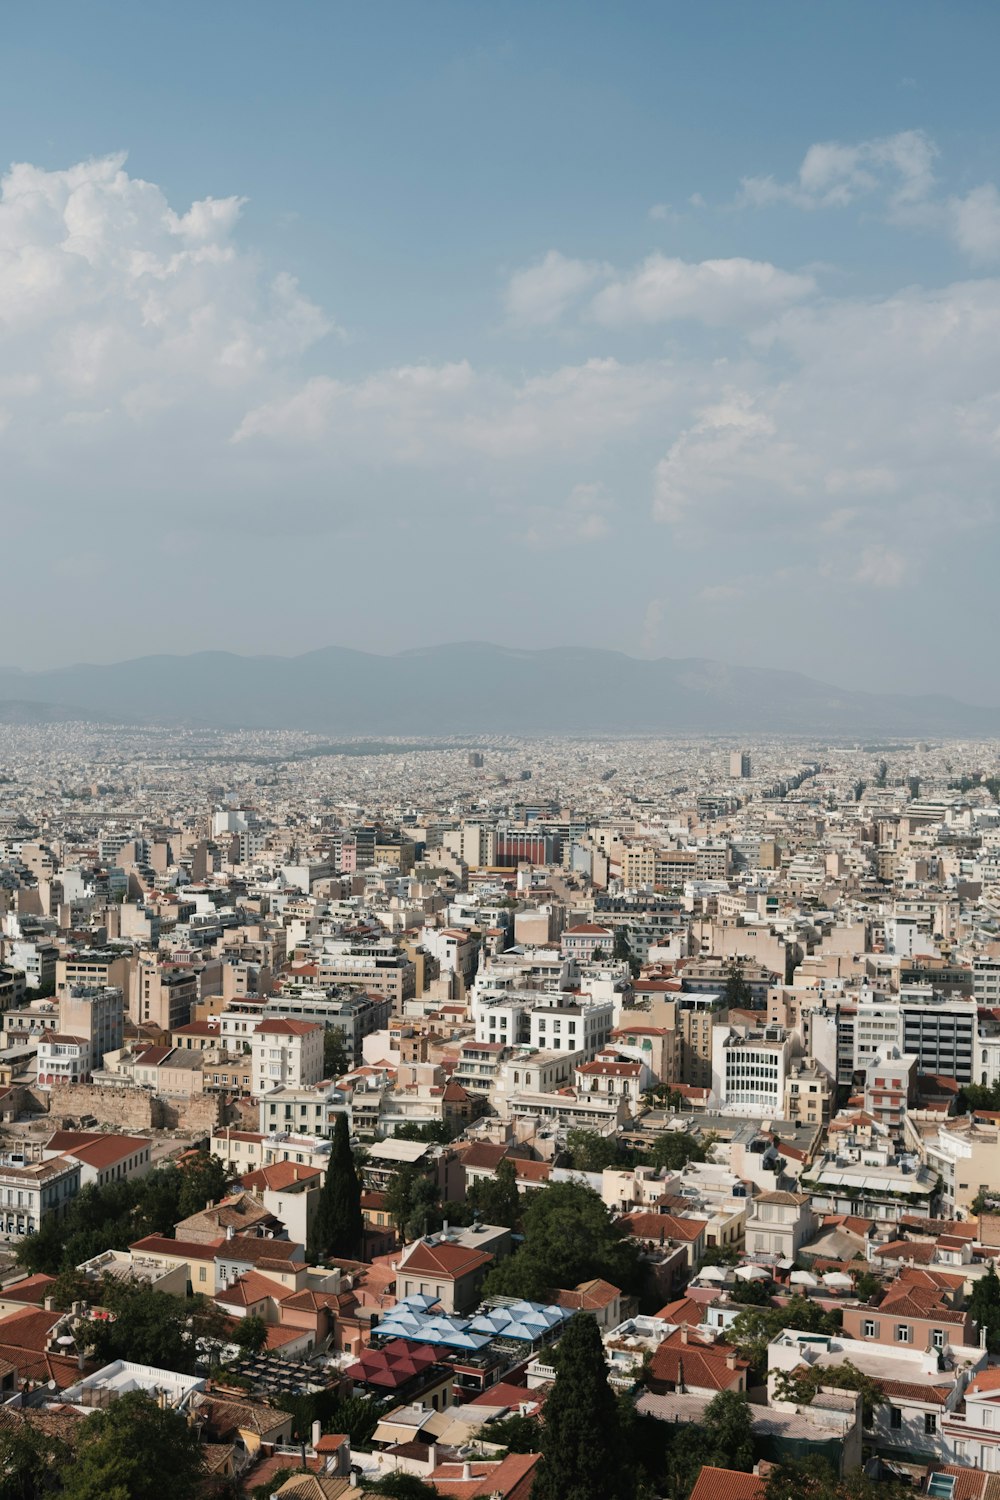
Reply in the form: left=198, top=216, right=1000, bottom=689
left=311, top=1419, right=321, bottom=1449
left=462, top=1463, right=473, bottom=1481
left=427, top=1443, right=438, bottom=1471
left=726, top=1351, right=737, bottom=1370
left=680, top=1326, right=689, bottom=1345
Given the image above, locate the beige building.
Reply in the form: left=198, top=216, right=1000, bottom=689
left=130, top=959, right=198, bottom=1031
left=782, top=1060, right=832, bottom=1128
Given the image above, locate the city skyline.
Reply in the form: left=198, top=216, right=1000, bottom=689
left=2, top=2, right=999, bottom=701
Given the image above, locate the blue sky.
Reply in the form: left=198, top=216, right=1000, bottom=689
left=2, top=2, right=999, bottom=701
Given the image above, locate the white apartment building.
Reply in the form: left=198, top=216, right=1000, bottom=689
left=711, top=1022, right=795, bottom=1117
left=251, top=1018, right=324, bottom=1097
left=973, top=956, right=1000, bottom=1006
left=0, top=1155, right=81, bottom=1240
left=529, top=995, right=613, bottom=1059
left=37, top=1034, right=91, bottom=1087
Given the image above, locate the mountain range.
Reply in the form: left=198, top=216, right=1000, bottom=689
left=0, top=644, right=994, bottom=737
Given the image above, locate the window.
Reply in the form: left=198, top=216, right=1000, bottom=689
left=889, top=1407, right=902, bottom=1430
left=863, top=1320, right=876, bottom=1338
left=895, top=1325, right=911, bottom=1343
left=932, top=1329, right=945, bottom=1349
left=924, top=1413, right=937, bottom=1436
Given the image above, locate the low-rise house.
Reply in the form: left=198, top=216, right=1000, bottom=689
left=0, top=1155, right=81, bottom=1241
left=745, top=1190, right=817, bottom=1260
left=841, top=1277, right=977, bottom=1350
left=42, top=1131, right=151, bottom=1191
left=389, top=1232, right=494, bottom=1316
left=645, top=1326, right=749, bottom=1395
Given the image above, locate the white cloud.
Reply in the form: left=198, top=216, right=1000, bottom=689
left=523, top=482, right=614, bottom=549
left=504, top=249, right=604, bottom=327
left=949, top=183, right=1000, bottom=263
left=854, top=544, right=909, bottom=588
left=740, top=129, right=938, bottom=212
left=590, top=252, right=814, bottom=327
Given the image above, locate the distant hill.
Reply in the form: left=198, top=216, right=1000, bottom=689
left=0, top=643, right=993, bottom=736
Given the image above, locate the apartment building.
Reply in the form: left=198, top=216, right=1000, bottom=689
left=58, top=984, right=124, bottom=1071
left=251, top=1018, right=324, bottom=1096
left=711, top=1023, right=795, bottom=1117
left=130, top=959, right=198, bottom=1031
left=0, top=1154, right=81, bottom=1240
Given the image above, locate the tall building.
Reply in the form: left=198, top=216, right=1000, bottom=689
left=58, top=984, right=125, bottom=1072
left=729, top=750, right=751, bottom=779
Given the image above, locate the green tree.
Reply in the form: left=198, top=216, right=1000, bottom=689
left=969, top=1261, right=1000, bottom=1350
left=368, top=1476, right=439, bottom=1499
left=466, top=1158, right=521, bottom=1230
left=89, top=1283, right=205, bottom=1374
left=61, top=1391, right=204, bottom=1500
left=765, top=1455, right=913, bottom=1500
left=774, top=1360, right=884, bottom=1426
left=323, top=1027, right=350, bottom=1078
left=0, top=1422, right=69, bottom=1500
left=643, top=1131, right=708, bottom=1173
left=724, top=962, right=753, bottom=1008
left=324, top=1393, right=385, bottom=1448
left=233, top=1313, right=269, bottom=1356
left=703, top=1388, right=755, bottom=1471
left=730, top=1296, right=841, bottom=1378
left=853, top=1271, right=882, bottom=1303
left=311, top=1112, right=364, bottom=1260
left=533, top=1313, right=628, bottom=1500
left=483, top=1181, right=640, bottom=1303
left=177, top=1151, right=234, bottom=1220
left=565, top=1129, right=622, bottom=1172
left=484, top=1413, right=542, bottom=1452
left=50, top=1267, right=91, bottom=1310
left=729, top=1276, right=774, bottom=1306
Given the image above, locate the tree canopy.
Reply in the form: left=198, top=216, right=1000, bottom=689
left=310, top=1112, right=364, bottom=1261
left=466, top=1158, right=521, bottom=1229
left=482, top=1180, right=640, bottom=1302
left=61, top=1391, right=205, bottom=1500
left=729, top=1296, right=841, bottom=1376
left=87, top=1281, right=228, bottom=1375
left=968, top=1261, right=1000, bottom=1350
left=533, top=1313, right=628, bottom=1500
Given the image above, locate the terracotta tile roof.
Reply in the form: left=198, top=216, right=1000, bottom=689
left=430, top=1452, right=540, bottom=1500
left=875, top=1240, right=937, bottom=1263
left=648, top=1332, right=748, bottom=1392
left=0, top=1274, right=57, bottom=1305
left=554, top=1278, right=621, bottom=1312
left=397, top=1239, right=493, bottom=1278
left=689, top=1464, right=767, bottom=1500
left=214, top=1271, right=286, bottom=1308
left=877, top=1378, right=952, bottom=1405
left=689, top=1467, right=766, bottom=1500
left=623, top=1211, right=706, bottom=1242
left=217, top=1235, right=304, bottom=1269
left=130, top=1234, right=224, bottom=1260
left=239, top=1162, right=322, bottom=1192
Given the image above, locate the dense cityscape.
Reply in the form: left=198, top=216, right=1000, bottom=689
left=0, top=726, right=999, bottom=1497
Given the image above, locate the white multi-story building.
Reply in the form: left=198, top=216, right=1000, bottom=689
left=251, top=1018, right=324, bottom=1097
left=528, top=995, right=613, bottom=1059
left=0, top=1154, right=81, bottom=1240
left=711, top=1022, right=795, bottom=1117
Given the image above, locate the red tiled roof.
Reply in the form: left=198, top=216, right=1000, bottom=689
left=689, top=1467, right=766, bottom=1500
left=130, top=1234, right=224, bottom=1260
left=397, top=1239, right=493, bottom=1278
left=344, top=1339, right=440, bottom=1389
left=431, top=1452, right=540, bottom=1500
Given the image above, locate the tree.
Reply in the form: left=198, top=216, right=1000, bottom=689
left=729, top=1276, right=774, bottom=1306
left=323, top=1027, right=350, bottom=1078
left=724, top=962, right=753, bottom=1008
left=533, top=1313, right=628, bottom=1500
left=703, top=1388, right=754, bottom=1472
left=177, top=1151, right=234, bottom=1220
left=774, top=1359, right=883, bottom=1427
left=368, top=1477, right=439, bottom=1499
left=233, top=1313, right=269, bottom=1356
left=765, top=1456, right=913, bottom=1500
left=0, top=1422, right=69, bottom=1500
left=467, top=1159, right=521, bottom=1230
left=368, top=1476, right=439, bottom=1499
left=311, top=1112, right=364, bottom=1260
left=853, top=1271, right=882, bottom=1303
left=565, top=1129, right=622, bottom=1172
left=482, top=1181, right=640, bottom=1303
left=61, top=1391, right=204, bottom=1500
left=969, top=1261, right=1000, bottom=1350
left=484, top=1413, right=542, bottom=1452
left=730, top=1296, right=841, bottom=1378
left=50, top=1267, right=91, bottom=1310
left=643, top=1131, right=708, bottom=1173
left=89, top=1283, right=203, bottom=1374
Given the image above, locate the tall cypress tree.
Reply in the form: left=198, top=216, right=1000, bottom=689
left=311, top=1112, right=363, bottom=1260
left=533, top=1313, right=628, bottom=1500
